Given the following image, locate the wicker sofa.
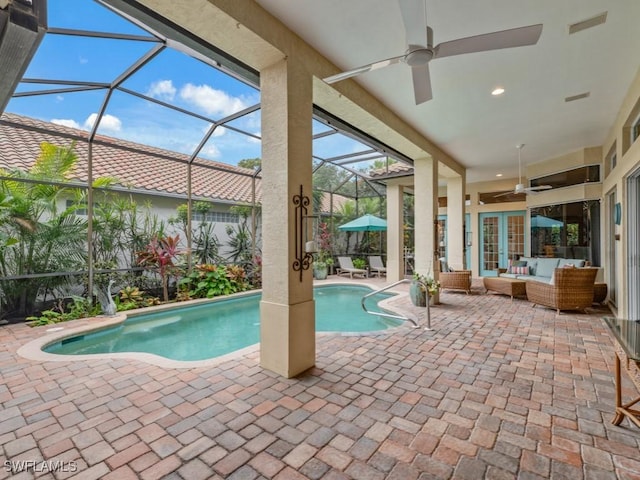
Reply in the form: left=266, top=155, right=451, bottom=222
left=525, top=267, right=598, bottom=314
left=498, top=256, right=586, bottom=282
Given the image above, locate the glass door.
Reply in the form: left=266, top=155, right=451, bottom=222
left=479, top=211, right=525, bottom=276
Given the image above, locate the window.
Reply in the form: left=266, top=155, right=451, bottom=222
left=530, top=200, right=600, bottom=265
left=478, top=191, right=525, bottom=204
left=632, top=112, right=640, bottom=144
left=193, top=211, right=239, bottom=223
left=530, top=165, right=600, bottom=190
left=605, top=143, right=617, bottom=177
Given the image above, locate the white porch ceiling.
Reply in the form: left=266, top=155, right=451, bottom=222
left=256, top=0, right=640, bottom=183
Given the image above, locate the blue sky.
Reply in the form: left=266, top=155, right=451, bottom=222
left=7, top=0, right=375, bottom=167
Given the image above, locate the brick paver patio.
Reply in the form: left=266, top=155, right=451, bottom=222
left=1, top=279, right=639, bottom=479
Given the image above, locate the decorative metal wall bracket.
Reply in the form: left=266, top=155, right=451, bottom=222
left=293, top=185, right=314, bottom=282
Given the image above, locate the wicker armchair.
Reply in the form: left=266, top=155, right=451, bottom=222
left=438, top=260, right=472, bottom=294
left=525, top=267, right=598, bottom=314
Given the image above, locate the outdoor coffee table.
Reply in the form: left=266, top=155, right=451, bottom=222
left=483, top=276, right=527, bottom=301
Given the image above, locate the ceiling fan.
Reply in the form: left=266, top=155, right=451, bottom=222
left=323, top=0, right=543, bottom=105
left=496, top=144, right=552, bottom=197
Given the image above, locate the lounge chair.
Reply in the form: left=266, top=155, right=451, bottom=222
left=368, top=256, right=386, bottom=277
left=337, top=256, right=368, bottom=279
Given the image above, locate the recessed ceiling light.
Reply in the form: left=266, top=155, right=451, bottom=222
left=496, top=173, right=503, bottom=177
left=491, top=87, right=505, bottom=96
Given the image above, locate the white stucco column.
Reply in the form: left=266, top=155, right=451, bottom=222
left=414, top=157, right=438, bottom=278
left=259, top=57, right=315, bottom=378
left=447, top=175, right=466, bottom=270
left=386, top=181, right=404, bottom=282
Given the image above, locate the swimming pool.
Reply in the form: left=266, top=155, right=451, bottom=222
left=43, top=285, right=401, bottom=362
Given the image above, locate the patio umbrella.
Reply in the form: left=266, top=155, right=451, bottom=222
left=338, top=214, right=387, bottom=231
left=530, top=215, right=563, bottom=228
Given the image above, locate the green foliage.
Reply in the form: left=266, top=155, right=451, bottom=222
left=179, top=264, right=248, bottom=299
left=413, top=273, right=440, bottom=296
left=26, top=296, right=100, bottom=327
left=114, top=286, right=159, bottom=311
left=0, top=142, right=89, bottom=317
left=137, top=234, right=182, bottom=303
left=352, top=258, right=366, bottom=270
left=237, top=157, right=261, bottom=170
left=225, top=221, right=253, bottom=264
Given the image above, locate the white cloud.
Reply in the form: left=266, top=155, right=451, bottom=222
left=146, top=79, right=176, bottom=101
left=179, top=83, right=247, bottom=117
left=55, top=95, right=64, bottom=102
left=84, top=113, right=122, bottom=132
left=51, top=118, right=81, bottom=129
left=200, top=144, right=221, bottom=159
left=247, top=131, right=261, bottom=144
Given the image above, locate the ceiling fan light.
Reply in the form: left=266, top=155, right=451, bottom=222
left=491, top=87, right=505, bottom=96
left=404, top=48, right=433, bottom=67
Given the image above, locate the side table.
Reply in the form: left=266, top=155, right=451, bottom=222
left=602, top=316, right=640, bottom=427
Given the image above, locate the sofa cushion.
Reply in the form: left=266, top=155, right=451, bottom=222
left=558, top=258, right=586, bottom=268
left=519, top=257, right=538, bottom=275
left=525, top=275, right=553, bottom=283
left=509, top=265, right=529, bottom=275
left=499, top=273, right=519, bottom=279
left=535, top=257, right=560, bottom=278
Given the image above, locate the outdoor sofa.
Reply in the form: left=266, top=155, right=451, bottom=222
left=498, top=256, right=587, bottom=283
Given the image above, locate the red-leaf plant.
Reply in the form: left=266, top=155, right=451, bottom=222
left=137, top=234, right=182, bottom=303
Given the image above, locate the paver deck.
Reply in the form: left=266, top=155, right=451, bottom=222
left=1, top=277, right=638, bottom=479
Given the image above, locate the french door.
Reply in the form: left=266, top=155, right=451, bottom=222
left=436, top=214, right=471, bottom=269
left=479, top=211, right=526, bottom=276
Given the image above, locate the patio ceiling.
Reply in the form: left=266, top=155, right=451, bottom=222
left=255, top=0, right=640, bottom=183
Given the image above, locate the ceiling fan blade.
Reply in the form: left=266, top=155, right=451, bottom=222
left=411, top=63, right=432, bottom=104
left=399, top=0, right=427, bottom=47
left=527, top=185, right=552, bottom=191
left=323, top=55, right=403, bottom=84
left=494, top=190, right=516, bottom=198
left=434, top=24, right=543, bottom=59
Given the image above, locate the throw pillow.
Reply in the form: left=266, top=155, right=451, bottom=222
left=508, top=265, right=529, bottom=275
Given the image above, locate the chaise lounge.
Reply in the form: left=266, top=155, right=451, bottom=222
left=368, top=256, right=386, bottom=277
left=336, top=256, right=368, bottom=279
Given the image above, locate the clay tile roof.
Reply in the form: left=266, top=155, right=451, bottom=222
left=368, top=162, right=413, bottom=178
left=0, top=113, right=261, bottom=204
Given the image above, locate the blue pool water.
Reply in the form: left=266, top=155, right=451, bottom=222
left=44, top=285, right=400, bottom=361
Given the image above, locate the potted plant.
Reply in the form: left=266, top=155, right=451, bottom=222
left=410, top=272, right=440, bottom=306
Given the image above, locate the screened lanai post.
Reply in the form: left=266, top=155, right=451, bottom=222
left=414, top=156, right=439, bottom=299
left=447, top=175, right=466, bottom=270
left=251, top=167, right=260, bottom=261
left=386, top=181, right=404, bottom=282
left=87, top=141, right=95, bottom=304
left=259, top=56, right=315, bottom=378
left=186, top=162, right=193, bottom=271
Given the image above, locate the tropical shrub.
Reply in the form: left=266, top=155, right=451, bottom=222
left=179, top=264, right=249, bottom=299
left=114, top=286, right=159, bottom=311
left=136, top=234, right=182, bottom=303
left=0, top=142, right=89, bottom=317
left=26, top=296, right=100, bottom=327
